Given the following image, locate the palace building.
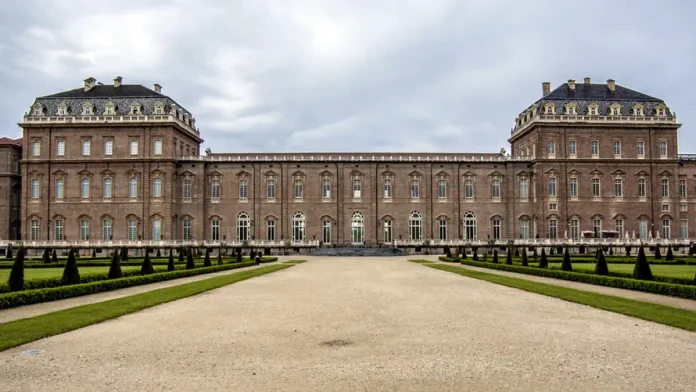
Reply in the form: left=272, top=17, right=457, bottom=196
left=5, top=76, right=692, bottom=245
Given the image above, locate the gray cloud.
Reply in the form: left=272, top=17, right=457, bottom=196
left=1, top=0, right=695, bottom=153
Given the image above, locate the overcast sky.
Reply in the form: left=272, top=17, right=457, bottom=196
left=1, top=0, right=694, bottom=153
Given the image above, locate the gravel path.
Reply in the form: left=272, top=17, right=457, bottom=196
left=0, top=262, right=276, bottom=324
left=1, top=257, right=695, bottom=391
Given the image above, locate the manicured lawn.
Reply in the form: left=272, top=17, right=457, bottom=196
left=0, top=266, right=146, bottom=281
left=416, top=261, right=696, bottom=332
left=534, top=263, right=696, bottom=279
left=0, top=264, right=293, bottom=352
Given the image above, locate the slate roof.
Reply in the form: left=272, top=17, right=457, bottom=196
left=39, top=84, right=166, bottom=99
left=0, top=137, right=22, bottom=146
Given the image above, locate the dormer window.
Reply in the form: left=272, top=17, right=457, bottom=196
left=104, top=102, right=116, bottom=115
left=57, top=102, right=69, bottom=116
left=633, top=104, right=644, bottom=116
left=655, top=104, right=667, bottom=116
left=544, top=104, right=555, bottom=115
left=565, top=103, right=577, bottom=115
left=610, top=104, right=621, bottom=116
left=153, top=102, right=165, bottom=115
left=32, top=104, right=44, bottom=116
left=130, top=102, right=142, bottom=115
left=658, top=108, right=666, bottom=116
left=587, top=103, right=599, bottom=115
left=82, top=102, right=94, bottom=116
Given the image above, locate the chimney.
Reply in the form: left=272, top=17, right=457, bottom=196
left=113, top=76, right=122, bottom=87
left=154, top=83, right=162, bottom=93
left=567, top=79, right=576, bottom=90
left=84, top=77, right=96, bottom=92
left=542, top=82, right=551, bottom=96
left=607, top=79, right=616, bottom=92
left=97, top=82, right=104, bottom=86
left=584, top=77, right=591, bottom=85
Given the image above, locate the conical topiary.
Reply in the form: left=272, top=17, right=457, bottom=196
left=5, top=245, right=11, bottom=259
left=445, top=247, right=452, bottom=258
left=539, top=248, right=548, bottom=268
left=217, top=249, right=223, bottom=265
left=654, top=246, right=662, bottom=260
left=633, top=246, right=654, bottom=280
left=108, top=248, right=123, bottom=279
left=178, top=247, right=184, bottom=262
left=514, top=247, right=520, bottom=257
left=472, top=247, right=478, bottom=261
left=156, top=248, right=161, bottom=258
left=52, top=248, right=58, bottom=263
left=43, top=248, right=51, bottom=263
left=121, top=248, right=129, bottom=261
left=186, top=247, right=195, bottom=269
left=560, top=247, right=572, bottom=271
left=506, top=247, right=512, bottom=265
left=236, top=250, right=242, bottom=263
left=62, top=249, right=81, bottom=284
left=532, top=247, right=538, bottom=260
left=141, top=251, right=155, bottom=275
left=594, top=249, right=609, bottom=275
left=521, top=248, right=528, bottom=266
left=625, top=246, right=631, bottom=257
left=167, top=249, right=175, bottom=271
left=666, top=246, right=674, bottom=261
left=492, top=249, right=499, bottom=264
left=92, top=249, right=97, bottom=258
left=461, top=247, right=467, bottom=259
left=549, top=247, right=555, bottom=256
left=609, top=247, right=613, bottom=256
left=689, top=244, right=695, bottom=256
left=204, top=248, right=212, bottom=267
left=8, top=246, right=24, bottom=291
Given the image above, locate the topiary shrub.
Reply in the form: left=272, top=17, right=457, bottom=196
left=579, top=245, right=585, bottom=254
left=156, top=249, right=162, bottom=258
left=521, top=248, right=528, bottom=267
left=492, top=250, right=499, bottom=264
left=255, top=256, right=261, bottom=265
left=52, top=249, right=58, bottom=263
left=168, top=250, right=176, bottom=272
left=121, top=248, right=129, bottom=261
left=666, top=246, right=674, bottom=261
left=514, top=247, right=520, bottom=257
left=689, top=244, right=695, bottom=256
left=178, top=248, right=184, bottom=262
left=5, top=245, right=11, bottom=259
left=625, top=246, right=631, bottom=257
left=461, top=247, right=467, bottom=259
left=539, top=248, right=548, bottom=268
left=549, top=247, right=555, bottom=256
left=532, top=247, right=538, bottom=261
left=108, top=249, right=123, bottom=279
left=204, top=248, right=212, bottom=267
left=140, top=252, right=155, bottom=275
left=608, top=247, right=614, bottom=256
left=92, top=249, right=97, bottom=258
left=654, top=246, right=662, bottom=260
left=561, top=247, right=572, bottom=271
left=237, top=250, right=242, bottom=263
left=217, top=249, right=223, bottom=265
left=445, top=247, right=452, bottom=258
left=633, top=246, right=654, bottom=281
left=43, top=249, right=51, bottom=264
left=472, top=247, right=478, bottom=261
left=250, top=249, right=256, bottom=260
left=62, top=249, right=81, bottom=285
left=186, top=248, right=195, bottom=269
left=8, top=246, right=24, bottom=292
left=594, top=249, right=609, bottom=276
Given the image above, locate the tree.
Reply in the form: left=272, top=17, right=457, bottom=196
left=666, top=246, right=674, bottom=261
left=492, top=249, right=499, bottom=264
left=594, top=249, right=609, bottom=275
left=506, top=247, right=512, bottom=265
left=217, top=249, right=223, bottom=265
left=521, top=248, right=528, bottom=266
left=549, top=247, right=555, bottom=256
left=204, top=248, right=212, bottom=267
left=140, top=251, right=155, bottom=275
left=167, top=249, right=176, bottom=272
left=62, top=249, right=81, bottom=285
left=186, top=248, right=195, bottom=269
left=539, top=248, right=548, bottom=268
left=5, top=245, right=11, bottom=259
left=156, top=248, right=161, bottom=258
left=52, top=249, right=58, bottom=263
left=472, top=247, right=478, bottom=261
left=633, top=246, right=654, bottom=280
left=108, top=248, right=123, bottom=279
left=654, top=246, right=662, bottom=260
left=560, top=247, right=573, bottom=271
left=43, top=248, right=51, bottom=263
left=8, top=246, right=24, bottom=291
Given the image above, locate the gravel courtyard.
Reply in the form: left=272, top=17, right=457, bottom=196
left=1, top=257, right=695, bottom=391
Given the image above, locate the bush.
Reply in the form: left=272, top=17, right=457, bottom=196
left=445, top=247, right=452, bottom=258
left=594, top=249, right=609, bottom=276
left=92, top=249, right=97, bottom=258
left=625, top=246, right=631, bottom=257
left=178, top=248, right=185, bottom=262
left=506, top=247, right=512, bottom=265
left=472, top=247, right=478, bottom=261
left=167, top=250, right=175, bottom=272
left=217, top=249, right=223, bottom=265
left=461, top=247, right=467, bottom=259
left=8, top=247, right=24, bottom=292
left=62, top=249, right=80, bottom=285
left=141, top=252, right=155, bottom=275
left=121, top=248, right=129, bottom=261
left=521, top=248, right=528, bottom=267
left=538, top=248, right=548, bottom=268
left=250, top=249, right=256, bottom=260
left=204, top=248, right=212, bottom=267
left=689, top=244, right=695, bottom=256
left=666, top=246, right=674, bottom=261
left=633, top=246, right=654, bottom=281
left=579, top=245, right=585, bottom=254
left=654, top=246, right=662, bottom=260
left=237, top=250, right=242, bottom=263
left=52, top=249, right=58, bottom=263
left=492, top=250, right=498, bottom=264
left=43, top=249, right=51, bottom=264
left=514, top=247, right=520, bottom=257
left=108, top=249, right=123, bottom=279
left=560, top=248, right=572, bottom=271
left=608, top=247, right=613, bottom=256
left=186, top=248, right=195, bottom=269
left=532, top=247, right=538, bottom=260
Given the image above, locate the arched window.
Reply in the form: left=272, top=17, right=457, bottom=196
left=519, top=216, right=530, bottom=239
left=103, top=218, right=112, bottom=241
left=570, top=217, right=580, bottom=239
left=237, top=212, right=249, bottom=241
left=292, top=212, right=305, bottom=242
left=409, top=212, right=422, bottom=241
left=211, top=218, right=220, bottom=241
left=463, top=212, right=477, bottom=240
left=351, top=212, right=364, bottom=244
left=152, top=218, right=162, bottom=240
left=80, top=218, right=90, bottom=241
left=81, top=177, right=90, bottom=199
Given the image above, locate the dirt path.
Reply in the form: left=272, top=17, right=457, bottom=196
left=1, top=257, right=694, bottom=391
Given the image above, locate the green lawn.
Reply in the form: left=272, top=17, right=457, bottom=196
left=0, top=266, right=147, bottom=281
left=534, top=263, right=696, bottom=279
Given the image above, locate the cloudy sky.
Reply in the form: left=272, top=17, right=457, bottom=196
left=1, top=0, right=694, bottom=153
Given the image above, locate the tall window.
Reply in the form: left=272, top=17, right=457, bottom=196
left=410, top=179, right=419, bottom=199
left=437, top=179, right=446, bottom=200
left=491, top=179, right=501, bottom=201
left=383, top=179, right=392, bottom=200
left=153, top=178, right=162, bottom=198
left=322, top=220, right=331, bottom=243
left=409, top=212, right=422, bottom=241
left=679, top=179, right=687, bottom=198
left=548, top=178, right=557, bottom=197
left=267, top=220, right=275, bottom=241
left=153, top=140, right=163, bottom=156
left=681, top=219, right=688, bottom=239
left=292, top=212, right=305, bottom=242
left=353, top=179, right=362, bottom=200
left=152, top=219, right=162, bottom=240
left=659, top=141, right=667, bottom=157
left=639, top=218, right=648, bottom=240
left=638, top=178, right=646, bottom=199
left=613, top=141, right=621, bottom=155
left=294, top=179, right=303, bottom=200
left=183, top=218, right=191, bottom=240
left=104, top=140, right=113, bottom=156
left=128, top=219, right=137, bottom=241
left=593, top=219, right=602, bottom=238
left=239, top=180, right=248, bottom=200
left=661, top=179, right=669, bottom=198
left=520, top=218, right=530, bottom=239
left=237, top=213, right=249, bottom=241
left=464, top=180, right=474, bottom=200
left=129, top=140, right=139, bottom=156
left=568, top=140, right=576, bottom=155
left=80, top=219, right=90, bottom=241
left=322, top=179, right=331, bottom=200
left=56, top=140, right=65, bottom=157
left=439, top=219, right=447, bottom=240
left=103, top=218, right=112, bottom=241
left=103, top=178, right=112, bottom=199
left=549, top=219, right=557, bottom=239
left=520, top=178, right=529, bottom=200
left=54, top=219, right=63, bottom=241
left=31, top=220, right=39, bottom=241
left=637, top=141, right=645, bottom=157
left=492, top=218, right=501, bottom=240
left=183, top=178, right=192, bottom=199
left=129, top=177, right=138, bottom=198
left=82, top=140, right=91, bottom=156
left=32, top=141, right=41, bottom=157
left=55, top=178, right=64, bottom=200
left=211, top=219, right=220, bottom=241
left=570, top=218, right=579, bottom=239
left=592, top=178, right=601, bottom=198
left=31, top=179, right=40, bottom=199
left=384, top=220, right=393, bottom=243
left=351, top=212, right=364, bottom=244
left=615, top=219, right=624, bottom=237
left=80, top=177, right=90, bottom=199
left=547, top=140, right=555, bottom=155
left=614, top=178, right=623, bottom=198
left=662, top=219, right=670, bottom=239
left=211, top=181, right=220, bottom=202
left=569, top=177, right=578, bottom=198
left=463, top=212, right=477, bottom=240
left=267, top=179, right=276, bottom=200
left=591, top=140, right=599, bottom=156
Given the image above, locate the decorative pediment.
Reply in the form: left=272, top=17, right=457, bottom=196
left=236, top=170, right=251, bottom=178
left=57, top=101, right=69, bottom=115
left=126, top=169, right=141, bottom=177
left=408, top=170, right=422, bottom=178
left=151, top=169, right=165, bottom=178
left=180, top=170, right=195, bottom=177
left=153, top=101, right=166, bottom=114
left=586, top=103, right=599, bottom=114
left=567, top=169, right=581, bottom=176
left=462, top=171, right=476, bottom=178
left=208, top=170, right=223, bottom=178
left=658, top=170, right=672, bottom=177
left=31, top=103, right=44, bottom=116
left=319, top=170, right=333, bottom=178
left=104, top=102, right=116, bottom=115
left=291, top=170, right=305, bottom=178
left=350, top=170, right=364, bottom=178
left=77, top=169, right=93, bottom=177
left=544, top=168, right=558, bottom=175
left=28, top=170, right=43, bottom=178
left=435, top=170, right=449, bottom=178
left=52, top=169, right=67, bottom=177
left=82, top=101, right=94, bottom=115
left=100, top=169, right=115, bottom=176
left=635, top=170, right=649, bottom=177
left=611, top=169, right=625, bottom=176
left=381, top=171, right=394, bottom=178
left=264, top=170, right=278, bottom=177
left=590, top=214, right=605, bottom=220
left=488, top=170, right=504, bottom=177
left=516, top=170, right=531, bottom=177
left=613, top=213, right=626, bottom=220
left=589, top=169, right=603, bottom=176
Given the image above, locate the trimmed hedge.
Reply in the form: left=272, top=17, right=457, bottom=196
left=0, top=260, right=258, bottom=309
left=438, top=256, right=696, bottom=299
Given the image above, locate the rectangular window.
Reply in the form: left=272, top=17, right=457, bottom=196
left=613, top=141, right=621, bottom=156
left=32, top=141, right=40, bottom=157
left=410, top=179, right=419, bottom=199
left=128, top=219, right=137, bottom=241
left=437, top=179, right=446, bottom=199
left=549, top=203, right=557, bottom=211
left=103, top=219, right=112, bottom=241
left=353, top=179, right=362, bottom=200
left=152, top=219, right=161, bottom=240
left=662, top=219, right=670, bottom=239
left=438, top=220, right=447, bottom=240
left=614, top=178, right=623, bottom=198
left=659, top=141, right=667, bottom=157
left=662, top=204, right=670, bottom=212
left=82, top=140, right=91, bottom=156
left=153, top=178, right=162, bottom=198
left=211, top=181, right=220, bottom=201
left=491, top=179, right=501, bottom=200
left=54, top=219, right=63, bottom=241
left=322, top=220, right=331, bottom=243
left=492, top=219, right=501, bottom=240
left=637, top=141, right=645, bottom=157
left=31, top=220, right=39, bottom=241
left=383, top=179, right=392, bottom=200
left=183, top=219, right=191, bottom=241
left=129, top=140, right=139, bottom=156
left=615, top=219, right=624, bottom=237
left=520, top=219, right=529, bottom=239
left=680, top=203, right=688, bottom=212
left=662, top=179, right=669, bottom=198
left=549, top=219, right=557, bottom=239
left=679, top=179, right=687, bottom=198
left=322, top=179, right=331, bottom=200
left=638, top=178, right=646, bottom=199
left=520, top=178, right=528, bottom=200
left=239, top=180, right=248, bottom=200
left=591, top=140, right=599, bottom=156
left=593, top=219, right=602, bottom=238
left=547, top=140, right=555, bottom=155
left=294, top=179, right=303, bottom=200
left=465, top=180, right=474, bottom=200
left=384, top=220, right=393, bottom=243
left=103, top=178, right=112, bottom=199
left=639, top=220, right=648, bottom=240
left=129, top=177, right=138, bottom=198
left=569, top=177, right=577, bottom=198
left=183, top=179, right=192, bottom=199
left=570, top=219, right=579, bottom=239
left=80, top=219, right=90, bottom=241
left=568, top=140, right=576, bottom=155
left=81, top=178, right=90, bottom=199
left=104, top=140, right=113, bottom=156
left=681, top=220, right=688, bottom=239
left=56, top=140, right=65, bottom=157
left=211, top=221, right=220, bottom=241
left=267, top=220, right=275, bottom=241
left=267, top=179, right=276, bottom=199
left=548, top=178, right=557, bottom=197
left=592, top=178, right=600, bottom=198
left=55, top=178, right=64, bottom=199
left=153, top=140, right=163, bottom=156
left=31, top=179, right=40, bottom=199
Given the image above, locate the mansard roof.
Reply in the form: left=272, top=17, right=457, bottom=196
left=40, top=84, right=165, bottom=99
left=543, top=83, right=661, bottom=102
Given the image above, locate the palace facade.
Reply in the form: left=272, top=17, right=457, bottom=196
left=5, top=76, right=693, bottom=245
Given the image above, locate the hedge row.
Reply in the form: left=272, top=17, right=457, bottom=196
left=542, top=266, right=696, bottom=286
left=438, top=256, right=696, bottom=300
left=0, top=260, right=259, bottom=309
left=0, top=256, right=276, bottom=269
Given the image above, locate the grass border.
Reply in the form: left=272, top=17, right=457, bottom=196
left=0, top=264, right=292, bottom=352
left=414, top=261, right=696, bottom=332
left=282, top=260, right=307, bottom=264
